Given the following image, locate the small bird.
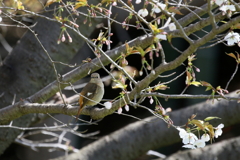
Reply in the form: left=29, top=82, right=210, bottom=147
left=76, top=73, right=104, bottom=119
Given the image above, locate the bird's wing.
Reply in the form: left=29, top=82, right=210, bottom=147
left=80, top=82, right=98, bottom=106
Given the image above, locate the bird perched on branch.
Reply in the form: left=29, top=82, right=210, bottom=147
left=76, top=73, right=104, bottom=119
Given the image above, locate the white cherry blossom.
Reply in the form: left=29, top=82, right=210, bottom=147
left=152, top=3, right=166, bottom=13
left=194, top=139, right=206, bottom=148
left=214, top=0, right=227, bottom=6
left=182, top=139, right=205, bottom=149
left=156, top=34, right=167, bottom=40
left=220, top=5, right=236, bottom=12
left=138, top=8, right=149, bottom=17
left=169, top=23, right=176, bottom=31
left=152, top=6, right=161, bottom=13
left=104, top=102, right=112, bottom=109
left=215, top=123, right=224, bottom=138
left=177, top=128, right=187, bottom=138
left=135, top=0, right=141, bottom=4
left=224, top=32, right=240, bottom=46
left=201, top=133, right=210, bottom=142
left=177, top=128, right=198, bottom=144
left=182, top=132, right=198, bottom=144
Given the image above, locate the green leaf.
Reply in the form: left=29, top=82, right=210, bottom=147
left=201, top=81, right=212, bottom=87
left=204, top=117, right=221, bottom=121
left=190, top=81, right=202, bottom=87
left=112, top=80, right=127, bottom=89
left=226, top=53, right=237, bottom=60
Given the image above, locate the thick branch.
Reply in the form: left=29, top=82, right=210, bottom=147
left=0, top=93, right=239, bottom=123
left=53, top=91, right=240, bottom=160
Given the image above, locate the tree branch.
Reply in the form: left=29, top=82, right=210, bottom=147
left=52, top=91, right=240, bottom=160
left=0, top=12, right=239, bottom=122
left=163, top=136, right=240, bottom=160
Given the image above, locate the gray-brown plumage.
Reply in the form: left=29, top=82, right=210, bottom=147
left=76, top=73, right=104, bottom=118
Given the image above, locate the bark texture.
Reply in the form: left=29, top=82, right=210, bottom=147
left=164, top=136, right=240, bottom=160
left=52, top=91, right=240, bottom=160
left=0, top=9, right=101, bottom=155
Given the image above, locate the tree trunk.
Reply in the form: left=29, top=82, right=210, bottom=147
left=0, top=8, right=102, bottom=155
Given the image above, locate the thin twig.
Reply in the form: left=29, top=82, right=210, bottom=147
left=141, top=92, right=240, bottom=101
left=225, top=63, right=239, bottom=90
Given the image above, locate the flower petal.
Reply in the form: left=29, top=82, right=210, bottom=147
left=104, top=102, right=112, bottom=109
